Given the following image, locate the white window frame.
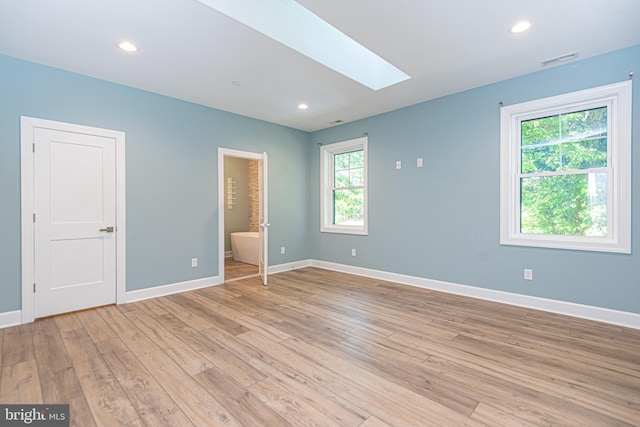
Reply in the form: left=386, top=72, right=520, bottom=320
left=321, top=136, right=368, bottom=235
left=500, top=81, right=632, bottom=253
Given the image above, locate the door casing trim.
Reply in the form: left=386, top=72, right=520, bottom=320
left=218, top=148, right=267, bottom=284
left=20, top=116, right=126, bottom=323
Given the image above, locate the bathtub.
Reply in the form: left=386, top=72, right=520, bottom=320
left=230, top=231, right=259, bottom=266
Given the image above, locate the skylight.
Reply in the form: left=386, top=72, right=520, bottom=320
left=196, top=0, right=411, bottom=91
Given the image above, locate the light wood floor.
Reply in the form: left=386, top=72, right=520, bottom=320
left=1, top=268, right=639, bottom=426
left=225, top=257, right=259, bottom=281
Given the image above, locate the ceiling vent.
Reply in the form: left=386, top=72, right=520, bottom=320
left=541, top=51, right=579, bottom=67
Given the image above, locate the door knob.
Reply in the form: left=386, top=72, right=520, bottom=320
left=99, top=226, right=115, bottom=232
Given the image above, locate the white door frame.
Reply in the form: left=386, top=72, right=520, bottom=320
left=20, top=116, right=126, bottom=323
left=218, top=148, right=268, bottom=284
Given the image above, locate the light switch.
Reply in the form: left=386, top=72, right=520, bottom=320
left=395, top=160, right=402, bottom=169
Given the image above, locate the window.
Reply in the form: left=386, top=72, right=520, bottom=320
left=500, top=81, right=631, bottom=253
left=321, top=136, right=368, bottom=235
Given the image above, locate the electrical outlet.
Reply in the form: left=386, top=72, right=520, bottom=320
left=395, top=160, right=402, bottom=169
left=351, top=248, right=357, bottom=257
left=524, top=268, right=533, bottom=280
left=417, top=158, right=423, bottom=167
left=281, top=246, right=286, bottom=255
left=191, top=258, right=198, bottom=268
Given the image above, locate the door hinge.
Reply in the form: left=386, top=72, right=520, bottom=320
left=33, top=283, right=36, bottom=293
left=32, top=143, right=35, bottom=153
left=33, top=213, right=36, bottom=223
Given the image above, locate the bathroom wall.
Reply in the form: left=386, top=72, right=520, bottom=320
left=224, top=157, right=250, bottom=253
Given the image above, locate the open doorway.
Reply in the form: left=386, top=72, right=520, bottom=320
left=218, top=148, right=269, bottom=285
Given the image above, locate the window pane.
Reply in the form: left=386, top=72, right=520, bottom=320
left=334, top=170, right=350, bottom=187
left=561, top=107, right=607, bottom=141
left=334, top=149, right=365, bottom=188
left=521, top=115, right=559, bottom=146
left=334, top=152, right=350, bottom=171
left=349, top=150, right=364, bottom=168
left=520, top=173, right=607, bottom=237
left=521, top=144, right=560, bottom=173
left=333, top=188, right=364, bottom=225
left=350, top=168, right=364, bottom=186
left=561, top=137, right=607, bottom=170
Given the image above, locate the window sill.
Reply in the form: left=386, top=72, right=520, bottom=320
left=500, top=234, right=630, bottom=254
left=321, top=226, right=368, bottom=236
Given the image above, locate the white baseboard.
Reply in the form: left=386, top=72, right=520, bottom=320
left=309, top=260, right=640, bottom=330
left=0, top=310, right=22, bottom=329
left=123, top=275, right=221, bottom=304
left=269, top=260, right=312, bottom=275
left=3, top=260, right=637, bottom=330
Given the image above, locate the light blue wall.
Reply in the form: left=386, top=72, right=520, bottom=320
left=309, top=44, right=640, bottom=314
left=0, top=54, right=311, bottom=312
left=2, top=45, right=639, bottom=317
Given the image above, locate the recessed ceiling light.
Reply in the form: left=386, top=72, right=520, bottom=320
left=509, top=20, right=532, bottom=34
left=298, top=103, right=309, bottom=110
left=195, top=0, right=410, bottom=90
left=117, top=41, right=138, bottom=52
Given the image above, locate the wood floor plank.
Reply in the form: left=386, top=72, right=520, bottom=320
left=241, top=285, right=395, bottom=340
left=154, top=313, right=266, bottom=388
left=281, top=335, right=484, bottom=426
left=0, top=359, right=42, bottom=404
left=41, top=367, right=97, bottom=427
left=166, top=293, right=251, bottom=336
left=194, top=366, right=292, bottom=427
left=470, top=402, right=542, bottom=427
left=32, top=318, right=95, bottom=426
left=359, top=416, right=394, bottom=427
left=53, top=312, right=83, bottom=332
left=448, top=333, right=640, bottom=424
left=396, top=330, right=637, bottom=426
left=182, top=291, right=293, bottom=342
left=2, top=323, right=35, bottom=367
left=453, top=331, right=640, bottom=407
left=76, top=307, right=117, bottom=343
left=225, top=257, right=259, bottom=281
left=138, top=349, right=242, bottom=426
left=217, top=334, right=370, bottom=426
left=130, top=299, right=168, bottom=318
left=317, top=335, right=479, bottom=415
left=96, top=337, right=194, bottom=427
left=33, top=318, right=71, bottom=374
left=427, top=354, right=629, bottom=427
left=95, top=305, right=159, bottom=356
left=247, top=377, right=343, bottom=427
left=123, top=309, right=211, bottom=375
left=60, top=328, right=141, bottom=426
left=238, top=330, right=482, bottom=427
left=145, top=294, right=219, bottom=331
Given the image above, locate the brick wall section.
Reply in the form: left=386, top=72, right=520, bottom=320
left=248, top=160, right=260, bottom=232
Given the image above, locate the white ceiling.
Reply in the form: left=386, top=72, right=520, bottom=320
left=1, top=0, right=639, bottom=132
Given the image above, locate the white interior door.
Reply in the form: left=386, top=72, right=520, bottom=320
left=33, top=127, right=117, bottom=318
left=258, top=153, right=268, bottom=285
